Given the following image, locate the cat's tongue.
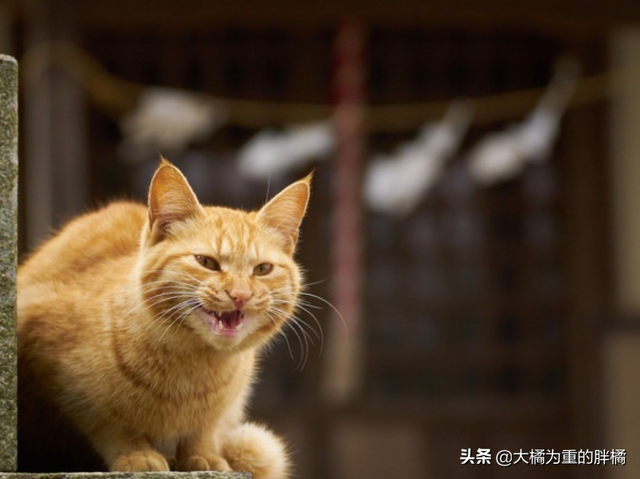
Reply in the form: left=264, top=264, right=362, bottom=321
left=198, top=308, right=244, bottom=336
left=216, top=311, right=243, bottom=331
left=197, top=306, right=245, bottom=336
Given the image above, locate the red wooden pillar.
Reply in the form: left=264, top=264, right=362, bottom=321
left=324, top=22, right=366, bottom=404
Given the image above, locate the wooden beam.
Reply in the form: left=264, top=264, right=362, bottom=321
left=74, top=0, right=640, bottom=33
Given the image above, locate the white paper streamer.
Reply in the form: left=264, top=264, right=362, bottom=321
left=237, top=121, right=335, bottom=179
left=119, top=87, right=227, bottom=162
left=468, top=59, right=580, bottom=185
left=364, top=100, right=474, bottom=216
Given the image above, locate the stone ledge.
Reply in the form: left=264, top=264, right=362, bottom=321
left=0, top=473, right=250, bottom=479
left=0, top=53, right=18, bottom=473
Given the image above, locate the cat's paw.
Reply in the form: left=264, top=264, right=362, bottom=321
left=179, top=454, right=232, bottom=472
left=111, top=450, right=170, bottom=472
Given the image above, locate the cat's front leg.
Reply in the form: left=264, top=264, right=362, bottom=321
left=111, top=450, right=170, bottom=472
left=176, top=430, right=231, bottom=472
left=92, top=431, right=170, bottom=472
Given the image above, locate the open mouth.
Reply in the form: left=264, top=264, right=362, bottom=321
left=197, top=306, right=245, bottom=336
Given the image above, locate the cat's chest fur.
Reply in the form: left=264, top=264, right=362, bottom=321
left=104, top=329, right=254, bottom=438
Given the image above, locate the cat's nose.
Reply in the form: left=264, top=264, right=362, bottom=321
left=226, top=289, right=252, bottom=310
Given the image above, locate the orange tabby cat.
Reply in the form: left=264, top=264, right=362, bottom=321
left=18, top=159, right=311, bottom=477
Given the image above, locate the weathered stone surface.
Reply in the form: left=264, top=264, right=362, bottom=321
left=0, top=473, right=251, bottom=479
left=0, top=54, right=18, bottom=473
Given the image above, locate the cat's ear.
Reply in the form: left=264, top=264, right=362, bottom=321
left=146, top=158, right=203, bottom=242
left=258, top=174, right=312, bottom=254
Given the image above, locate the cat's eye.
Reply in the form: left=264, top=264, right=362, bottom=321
left=253, top=263, right=274, bottom=276
left=194, top=255, right=221, bottom=271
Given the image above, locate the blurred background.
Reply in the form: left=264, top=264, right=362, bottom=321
left=3, top=0, right=640, bottom=478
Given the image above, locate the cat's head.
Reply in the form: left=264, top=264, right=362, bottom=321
left=136, top=159, right=311, bottom=351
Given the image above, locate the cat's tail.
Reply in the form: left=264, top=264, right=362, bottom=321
left=222, top=422, right=290, bottom=479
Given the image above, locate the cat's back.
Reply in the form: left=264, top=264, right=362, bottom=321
left=19, top=201, right=146, bottom=288
left=18, top=201, right=148, bottom=472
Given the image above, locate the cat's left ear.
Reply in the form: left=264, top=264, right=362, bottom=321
left=147, top=158, right=204, bottom=243
left=258, top=174, right=312, bottom=254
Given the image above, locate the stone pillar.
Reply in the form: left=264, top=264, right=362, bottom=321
left=0, top=54, right=18, bottom=473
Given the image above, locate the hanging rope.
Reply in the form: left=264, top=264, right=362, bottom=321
left=21, top=41, right=617, bottom=131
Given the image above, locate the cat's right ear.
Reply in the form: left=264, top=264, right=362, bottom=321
left=257, top=173, right=312, bottom=255
left=146, top=159, right=203, bottom=243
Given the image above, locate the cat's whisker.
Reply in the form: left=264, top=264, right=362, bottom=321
left=137, top=285, right=198, bottom=298
left=269, top=291, right=325, bottom=325
left=296, top=301, right=323, bottom=311
left=271, top=277, right=328, bottom=295
left=270, top=306, right=313, bottom=371
left=291, top=318, right=313, bottom=371
left=267, top=308, right=307, bottom=370
left=134, top=291, right=199, bottom=336
left=158, top=299, right=200, bottom=342
left=301, top=278, right=329, bottom=289
left=288, top=323, right=308, bottom=371
left=138, top=292, right=195, bottom=317
left=271, top=299, right=324, bottom=347
left=156, top=297, right=201, bottom=333
left=143, top=290, right=196, bottom=304
left=269, top=290, right=324, bottom=311
left=271, top=292, right=323, bottom=310
left=291, top=318, right=314, bottom=371
left=264, top=173, right=272, bottom=204
left=270, top=296, right=322, bottom=326
left=119, top=290, right=194, bottom=325
left=268, top=287, right=327, bottom=355
left=127, top=281, right=199, bottom=319
left=263, top=311, right=296, bottom=361
left=155, top=298, right=193, bottom=323
left=295, top=292, right=348, bottom=337
left=280, top=310, right=317, bottom=346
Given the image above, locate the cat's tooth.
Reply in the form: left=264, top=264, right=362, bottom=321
left=218, top=320, right=226, bottom=331
left=236, top=322, right=244, bottom=330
